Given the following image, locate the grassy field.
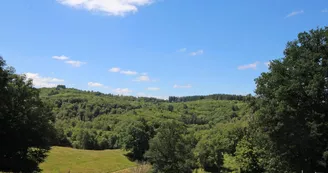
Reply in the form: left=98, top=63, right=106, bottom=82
left=40, top=146, right=137, bottom=173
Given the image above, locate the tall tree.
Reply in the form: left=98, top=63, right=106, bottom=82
left=254, top=27, right=328, bottom=172
left=0, top=57, right=55, bottom=172
left=145, top=120, right=193, bottom=173
left=120, top=118, right=153, bottom=160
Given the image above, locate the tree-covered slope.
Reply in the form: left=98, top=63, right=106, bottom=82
left=39, top=87, right=248, bottom=152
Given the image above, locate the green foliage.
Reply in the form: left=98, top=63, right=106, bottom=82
left=253, top=27, right=328, bottom=172
left=37, top=85, right=248, bottom=172
left=0, top=57, right=55, bottom=172
left=120, top=118, right=154, bottom=160
left=195, top=122, right=246, bottom=172
left=233, top=136, right=263, bottom=173
left=145, top=120, right=194, bottom=173
left=169, top=94, right=245, bottom=102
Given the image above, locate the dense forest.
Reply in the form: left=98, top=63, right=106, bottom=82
left=1, top=27, right=328, bottom=173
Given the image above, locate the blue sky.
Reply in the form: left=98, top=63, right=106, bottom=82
left=1, top=0, right=328, bottom=99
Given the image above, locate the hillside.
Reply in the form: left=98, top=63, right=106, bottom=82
left=36, top=87, right=250, bottom=172
left=39, top=86, right=248, bottom=150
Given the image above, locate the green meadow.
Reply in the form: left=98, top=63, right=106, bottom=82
left=40, top=147, right=136, bottom=173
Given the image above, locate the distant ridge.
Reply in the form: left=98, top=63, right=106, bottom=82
left=168, top=94, right=246, bottom=102
left=41, top=85, right=246, bottom=102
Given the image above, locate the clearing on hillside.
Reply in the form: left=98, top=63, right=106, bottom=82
left=40, top=146, right=136, bottom=173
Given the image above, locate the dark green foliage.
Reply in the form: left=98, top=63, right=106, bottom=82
left=120, top=118, right=154, bottom=160
left=253, top=27, right=328, bottom=172
left=167, top=104, right=174, bottom=112
left=169, top=94, right=245, bottom=102
left=145, top=120, right=194, bottom=173
left=0, top=57, right=55, bottom=172
left=56, top=85, right=66, bottom=90
left=72, top=128, right=97, bottom=149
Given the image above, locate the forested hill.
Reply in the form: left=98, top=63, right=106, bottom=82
left=39, top=86, right=247, bottom=122
left=39, top=85, right=248, bottom=151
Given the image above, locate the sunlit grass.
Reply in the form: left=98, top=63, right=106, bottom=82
left=40, top=146, right=136, bottom=173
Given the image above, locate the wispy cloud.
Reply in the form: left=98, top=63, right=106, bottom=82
left=109, top=67, right=137, bottom=75
left=57, top=0, right=154, bottom=16
left=65, top=60, right=86, bottom=67
left=25, top=73, right=64, bottom=88
left=147, top=87, right=160, bottom=91
left=52, top=55, right=69, bottom=60
left=190, top=50, right=204, bottom=56
left=134, top=75, right=151, bottom=82
left=286, top=10, right=304, bottom=18
left=177, top=48, right=187, bottom=52
left=173, top=84, right=192, bottom=89
left=120, top=70, right=138, bottom=75
left=264, top=62, right=270, bottom=67
left=113, top=88, right=132, bottom=95
left=322, top=9, right=328, bottom=13
left=238, top=62, right=260, bottom=70
left=52, top=55, right=86, bottom=67
left=88, top=82, right=104, bottom=87
left=109, top=67, right=121, bottom=72
left=136, top=92, right=168, bottom=100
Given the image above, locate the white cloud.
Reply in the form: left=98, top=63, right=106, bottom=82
left=120, top=70, right=138, bottom=75
left=177, top=48, right=187, bottom=52
left=147, top=87, right=160, bottom=91
left=109, top=68, right=138, bottom=75
left=190, top=50, right=204, bottom=56
left=52, top=55, right=69, bottom=60
left=57, top=0, right=154, bottom=16
left=52, top=55, right=86, bottom=67
left=134, top=75, right=150, bottom=82
left=238, top=62, right=260, bottom=70
left=65, top=60, right=86, bottom=67
left=286, top=10, right=304, bottom=18
left=322, top=9, right=328, bottom=13
left=109, top=67, right=121, bottom=72
left=88, top=82, right=104, bottom=87
left=173, top=84, right=192, bottom=89
left=25, top=73, right=64, bottom=88
left=113, top=88, right=132, bottom=95
left=136, top=92, right=168, bottom=100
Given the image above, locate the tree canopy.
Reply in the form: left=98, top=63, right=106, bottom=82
left=0, top=57, right=55, bottom=172
left=253, top=27, right=328, bottom=172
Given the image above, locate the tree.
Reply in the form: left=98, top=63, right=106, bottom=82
left=56, top=85, right=66, bottom=90
left=254, top=27, right=328, bottom=172
left=195, top=122, right=245, bottom=172
left=145, top=120, right=193, bottom=173
left=0, top=57, right=55, bottom=172
left=233, top=136, right=263, bottom=173
left=120, top=118, right=153, bottom=160
left=72, top=129, right=96, bottom=149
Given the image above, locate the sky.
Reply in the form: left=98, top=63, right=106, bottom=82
left=1, top=0, right=328, bottom=99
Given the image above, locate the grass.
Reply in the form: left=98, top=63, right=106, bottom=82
left=40, top=146, right=137, bottom=173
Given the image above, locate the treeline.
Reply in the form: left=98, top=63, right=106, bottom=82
left=169, top=94, right=245, bottom=102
